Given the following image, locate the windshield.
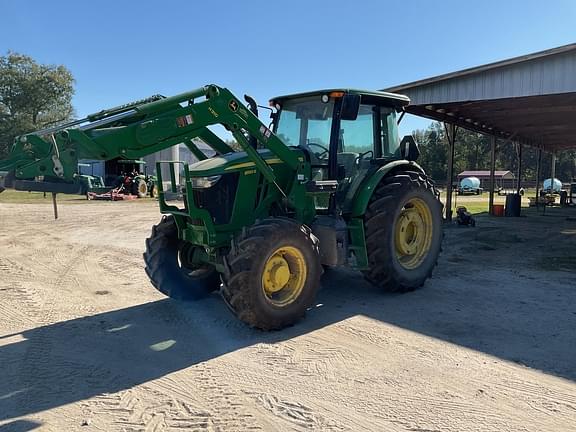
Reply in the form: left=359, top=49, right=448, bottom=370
left=275, top=98, right=334, bottom=148
left=275, top=97, right=400, bottom=159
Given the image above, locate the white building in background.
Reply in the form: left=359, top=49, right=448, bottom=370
left=143, top=140, right=216, bottom=186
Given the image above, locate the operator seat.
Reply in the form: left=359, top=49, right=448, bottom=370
left=337, top=152, right=359, bottom=180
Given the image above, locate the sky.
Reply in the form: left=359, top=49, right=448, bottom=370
left=1, top=0, right=576, bottom=137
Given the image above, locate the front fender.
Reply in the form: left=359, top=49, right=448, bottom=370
left=350, top=160, right=425, bottom=217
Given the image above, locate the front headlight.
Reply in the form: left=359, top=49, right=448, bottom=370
left=190, top=175, right=221, bottom=189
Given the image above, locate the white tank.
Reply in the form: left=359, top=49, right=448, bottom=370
left=460, top=177, right=481, bottom=189
left=543, top=178, right=562, bottom=192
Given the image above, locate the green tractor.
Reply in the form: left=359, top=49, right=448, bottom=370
left=114, top=159, right=158, bottom=198
left=0, top=85, right=443, bottom=330
left=77, top=162, right=108, bottom=196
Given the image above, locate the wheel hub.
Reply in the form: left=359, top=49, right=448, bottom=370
left=395, top=208, right=425, bottom=255
left=394, top=198, right=434, bottom=269
left=263, top=256, right=291, bottom=293
left=261, top=246, right=307, bottom=307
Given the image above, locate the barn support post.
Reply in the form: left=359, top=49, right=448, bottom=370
left=516, top=142, right=523, bottom=194
left=535, top=147, right=542, bottom=208
left=489, top=135, right=497, bottom=215
left=444, top=122, right=457, bottom=221
left=550, top=151, right=557, bottom=186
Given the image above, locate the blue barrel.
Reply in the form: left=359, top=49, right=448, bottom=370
left=505, top=194, right=522, bottom=217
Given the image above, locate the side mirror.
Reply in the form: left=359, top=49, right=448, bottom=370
left=400, top=135, right=420, bottom=161
left=341, top=94, right=360, bottom=121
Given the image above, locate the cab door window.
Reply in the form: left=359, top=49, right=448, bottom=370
left=338, top=105, right=375, bottom=180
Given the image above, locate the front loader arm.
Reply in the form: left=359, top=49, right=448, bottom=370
left=0, top=85, right=306, bottom=196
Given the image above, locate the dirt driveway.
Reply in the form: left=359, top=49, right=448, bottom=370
left=0, top=201, right=575, bottom=431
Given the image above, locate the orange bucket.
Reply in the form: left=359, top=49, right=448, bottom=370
left=492, top=204, right=505, bottom=216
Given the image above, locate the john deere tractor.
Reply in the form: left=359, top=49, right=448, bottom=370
left=112, top=159, right=158, bottom=198
left=0, top=85, right=443, bottom=330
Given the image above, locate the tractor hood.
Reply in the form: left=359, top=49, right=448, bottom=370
left=187, top=149, right=285, bottom=176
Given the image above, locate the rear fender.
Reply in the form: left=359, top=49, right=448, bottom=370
left=350, top=160, right=425, bottom=217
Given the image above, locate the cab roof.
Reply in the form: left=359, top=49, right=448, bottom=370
left=270, top=88, right=410, bottom=109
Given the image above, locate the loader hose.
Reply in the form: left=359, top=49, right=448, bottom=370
left=244, top=94, right=259, bottom=149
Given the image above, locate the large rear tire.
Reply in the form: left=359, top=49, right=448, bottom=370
left=144, top=216, right=220, bottom=300
left=222, top=218, right=321, bottom=330
left=363, top=171, right=443, bottom=292
left=133, top=179, right=148, bottom=198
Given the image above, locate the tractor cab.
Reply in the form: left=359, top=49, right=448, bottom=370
left=270, top=89, right=414, bottom=210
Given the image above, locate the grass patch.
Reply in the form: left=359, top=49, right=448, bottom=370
left=439, top=192, right=532, bottom=216
left=0, top=190, right=86, bottom=204
left=0, top=189, right=156, bottom=204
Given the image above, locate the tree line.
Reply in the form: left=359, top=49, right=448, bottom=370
left=0, top=52, right=74, bottom=159
left=413, top=122, right=576, bottom=184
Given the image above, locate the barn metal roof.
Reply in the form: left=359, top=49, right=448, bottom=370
left=384, top=43, right=576, bottom=151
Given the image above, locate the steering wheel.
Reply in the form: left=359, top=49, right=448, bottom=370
left=307, top=143, right=330, bottom=160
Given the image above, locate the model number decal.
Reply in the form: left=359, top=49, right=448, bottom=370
left=176, top=114, right=194, bottom=128
left=259, top=125, right=272, bottom=140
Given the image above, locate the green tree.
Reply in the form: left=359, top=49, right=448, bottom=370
left=0, top=52, right=75, bottom=158
left=414, top=122, right=448, bottom=182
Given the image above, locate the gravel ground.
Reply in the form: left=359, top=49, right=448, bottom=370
left=0, top=201, right=575, bottom=431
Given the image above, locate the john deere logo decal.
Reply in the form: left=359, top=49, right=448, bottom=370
left=229, top=100, right=238, bottom=112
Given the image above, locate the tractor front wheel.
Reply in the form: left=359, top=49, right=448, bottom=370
left=222, top=218, right=321, bottom=330
left=363, top=171, right=443, bottom=292
left=144, top=216, right=220, bottom=300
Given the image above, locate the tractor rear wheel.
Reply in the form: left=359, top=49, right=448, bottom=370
left=363, top=171, right=443, bottom=292
left=222, top=218, right=321, bottom=330
left=133, top=179, right=148, bottom=198
left=144, top=216, right=220, bottom=300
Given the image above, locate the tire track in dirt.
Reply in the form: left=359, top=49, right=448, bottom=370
left=91, top=387, right=218, bottom=431
left=15, top=245, right=93, bottom=415
left=329, top=321, right=574, bottom=431
left=249, top=392, right=348, bottom=431
left=234, top=331, right=553, bottom=432
left=0, top=282, right=36, bottom=326
left=0, top=256, right=42, bottom=328
left=83, top=297, right=264, bottom=431
left=494, top=378, right=576, bottom=407
left=97, top=249, right=146, bottom=274
left=88, top=358, right=265, bottom=430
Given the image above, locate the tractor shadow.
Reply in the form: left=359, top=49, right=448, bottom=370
left=1, top=208, right=575, bottom=423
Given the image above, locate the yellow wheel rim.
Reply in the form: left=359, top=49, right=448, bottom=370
left=139, top=182, right=147, bottom=194
left=262, top=246, right=307, bottom=307
left=394, top=197, right=433, bottom=270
